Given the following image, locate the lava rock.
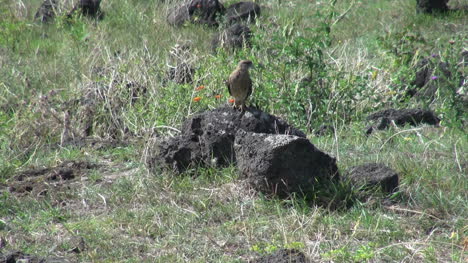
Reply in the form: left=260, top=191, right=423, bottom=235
left=167, top=0, right=225, bottom=27
left=167, top=63, right=195, bottom=84
left=407, top=56, right=451, bottom=101
left=365, top=108, right=440, bottom=135
left=314, top=124, right=334, bottom=137
left=0, top=251, right=47, bottom=263
left=345, top=163, right=399, bottom=193
left=68, top=0, right=104, bottom=19
left=416, top=0, right=449, bottom=13
left=166, top=43, right=195, bottom=84
left=146, top=106, right=305, bottom=173
left=34, top=0, right=58, bottom=23
left=250, top=249, right=310, bottom=263
left=234, top=130, right=339, bottom=198
left=225, top=2, right=261, bottom=24
left=211, top=24, right=252, bottom=51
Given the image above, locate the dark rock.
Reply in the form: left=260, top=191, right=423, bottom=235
left=68, top=0, right=104, bottom=19
left=167, top=63, right=195, bottom=84
left=34, top=0, right=58, bottom=23
left=225, top=2, right=261, bottom=24
left=234, top=130, right=339, bottom=198
left=0, top=251, right=71, bottom=263
left=251, top=249, right=310, bottom=263
left=0, top=251, right=45, bottom=263
left=345, top=163, right=399, bottom=193
left=166, top=43, right=195, bottom=84
left=146, top=106, right=305, bottom=173
left=408, top=57, right=451, bottom=101
left=211, top=24, right=252, bottom=51
left=314, top=124, right=334, bottom=137
left=366, top=108, right=440, bottom=135
left=167, top=0, right=225, bottom=27
left=412, top=58, right=432, bottom=89
left=416, top=0, right=449, bottom=13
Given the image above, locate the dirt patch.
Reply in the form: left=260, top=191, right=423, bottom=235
left=2, top=160, right=99, bottom=197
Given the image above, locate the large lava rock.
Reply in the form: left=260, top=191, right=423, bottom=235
left=366, top=108, right=440, bottom=135
left=34, top=0, right=58, bottom=23
left=251, top=249, right=310, bottom=263
left=234, top=130, right=339, bottom=197
left=147, top=106, right=305, bottom=173
left=211, top=24, right=252, bottom=51
left=225, top=1, right=261, bottom=24
left=416, top=0, right=449, bottom=13
left=345, top=163, right=399, bottom=193
left=167, top=0, right=225, bottom=27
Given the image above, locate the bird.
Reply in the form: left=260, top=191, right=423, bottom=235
left=226, top=60, right=253, bottom=112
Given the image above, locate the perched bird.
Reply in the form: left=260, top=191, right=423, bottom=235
left=226, top=60, right=253, bottom=111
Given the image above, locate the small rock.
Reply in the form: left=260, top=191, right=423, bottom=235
left=167, top=63, right=195, bottom=84
left=314, top=124, right=334, bottom=137
left=366, top=108, right=440, bottom=135
left=407, top=57, right=451, bottom=101
left=0, top=251, right=45, bottom=263
left=34, top=0, right=58, bottom=23
left=211, top=24, right=252, bottom=51
left=416, top=0, right=449, bottom=13
left=68, top=0, right=104, bottom=19
left=345, top=163, right=399, bottom=193
left=250, top=249, right=310, bottom=263
left=167, top=0, right=225, bottom=27
left=166, top=43, right=195, bottom=84
left=234, top=130, right=339, bottom=197
left=225, top=2, right=261, bottom=24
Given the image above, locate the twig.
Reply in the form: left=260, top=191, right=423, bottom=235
left=332, top=0, right=356, bottom=27
left=155, top=125, right=181, bottom=133
left=454, top=139, right=462, bottom=172
left=379, top=127, right=425, bottom=152
left=383, top=205, right=441, bottom=221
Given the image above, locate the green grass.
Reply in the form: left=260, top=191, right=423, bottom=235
left=0, top=0, right=467, bottom=262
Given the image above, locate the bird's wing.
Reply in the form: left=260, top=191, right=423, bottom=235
left=246, top=78, right=252, bottom=98
left=225, top=79, right=232, bottom=96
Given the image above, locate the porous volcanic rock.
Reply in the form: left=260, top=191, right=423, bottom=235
left=407, top=56, right=451, bottom=101
left=167, top=63, right=195, bottom=84
left=345, top=163, right=399, bottom=193
left=365, top=108, right=440, bottom=135
left=211, top=23, right=252, bottom=51
left=225, top=1, right=261, bottom=24
left=416, top=0, right=449, bottom=13
left=250, top=249, right=310, bottom=263
left=146, top=106, right=305, bottom=173
left=34, top=0, right=58, bottom=22
left=0, top=251, right=68, bottom=263
left=68, top=0, right=104, bottom=19
left=314, top=124, right=334, bottom=137
left=167, top=0, right=225, bottom=27
left=234, top=130, right=339, bottom=198
left=166, top=43, right=195, bottom=84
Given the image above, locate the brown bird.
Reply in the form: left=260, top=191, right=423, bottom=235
left=226, top=60, right=253, bottom=111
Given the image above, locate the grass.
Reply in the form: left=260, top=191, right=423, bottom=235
left=0, top=0, right=467, bottom=262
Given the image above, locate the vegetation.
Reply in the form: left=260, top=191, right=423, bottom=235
left=0, top=0, right=466, bottom=262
